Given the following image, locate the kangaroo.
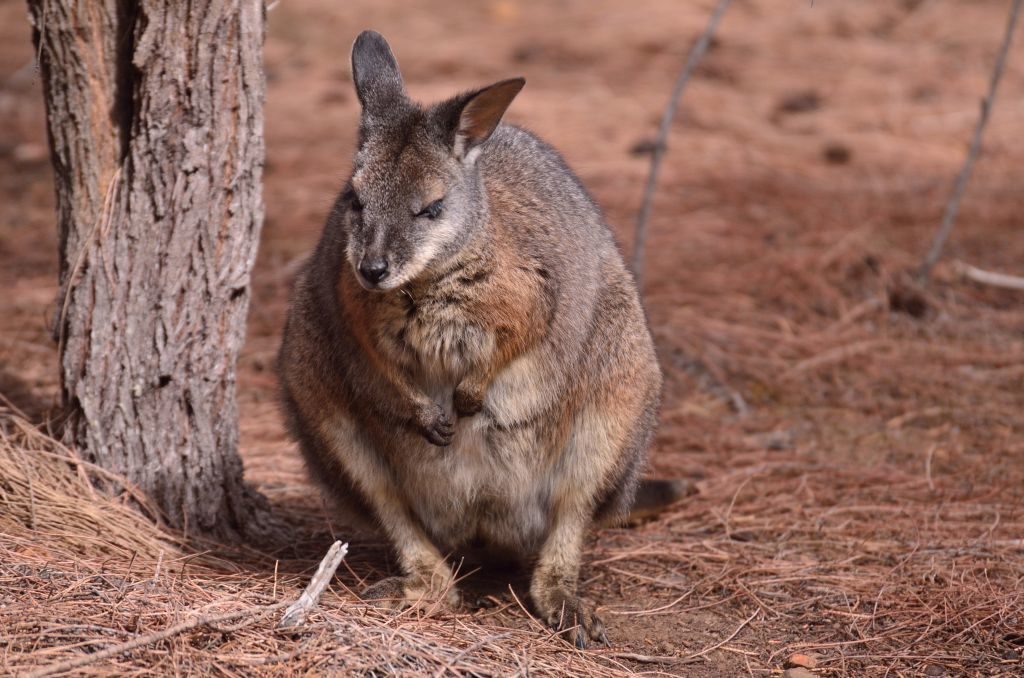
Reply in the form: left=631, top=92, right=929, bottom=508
left=277, top=30, right=684, bottom=647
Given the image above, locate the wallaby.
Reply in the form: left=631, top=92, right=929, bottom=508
left=277, top=30, right=685, bottom=647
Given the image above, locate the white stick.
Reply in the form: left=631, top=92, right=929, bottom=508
left=954, top=261, right=1024, bottom=291
left=278, top=540, right=349, bottom=629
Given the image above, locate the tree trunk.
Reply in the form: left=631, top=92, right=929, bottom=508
left=28, top=0, right=270, bottom=540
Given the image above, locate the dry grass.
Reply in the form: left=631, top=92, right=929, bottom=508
left=592, top=461, right=1024, bottom=674
left=0, top=407, right=181, bottom=564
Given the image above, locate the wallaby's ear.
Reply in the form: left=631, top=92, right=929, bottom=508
left=452, top=78, right=525, bottom=158
left=351, top=30, right=404, bottom=115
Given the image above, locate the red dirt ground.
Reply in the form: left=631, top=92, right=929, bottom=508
left=2, top=1, right=1023, bottom=675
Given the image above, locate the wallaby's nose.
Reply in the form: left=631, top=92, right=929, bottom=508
left=359, top=258, right=389, bottom=284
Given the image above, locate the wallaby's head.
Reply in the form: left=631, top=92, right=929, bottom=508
left=344, top=30, right=524, bottom=291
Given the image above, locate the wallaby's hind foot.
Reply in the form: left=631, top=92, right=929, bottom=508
left=361, top=574, right=461, bottom=611
left=534, top=586, right=608, bottom=649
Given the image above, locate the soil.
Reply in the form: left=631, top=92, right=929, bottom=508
left=2, top=1, right=1023, bottom=675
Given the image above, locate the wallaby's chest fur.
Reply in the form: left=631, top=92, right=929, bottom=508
left=332, top=208, right=564, bottom=554
left=344, top=233, right=552, bottom=387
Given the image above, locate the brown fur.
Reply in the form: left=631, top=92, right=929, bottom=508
left=277, top=31, right=682, bottom=647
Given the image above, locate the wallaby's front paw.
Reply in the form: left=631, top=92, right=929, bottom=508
left=416, top=402, right=454, bottom=446
left=538, top=589, right=608, bottom=649
left=453, top=383, right=484, bottom=417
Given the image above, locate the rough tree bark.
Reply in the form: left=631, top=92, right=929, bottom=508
left=27, top=0, right=270, bottom=539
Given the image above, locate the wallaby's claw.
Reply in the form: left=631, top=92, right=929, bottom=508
left=418, top=403, right=455, bottom=446
left=424, top=418, right=455, bottom=446
left=542, top=591, right=607, bottom=649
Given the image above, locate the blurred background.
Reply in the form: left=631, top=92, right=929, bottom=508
left=1, top=1, right=1022, bottom=673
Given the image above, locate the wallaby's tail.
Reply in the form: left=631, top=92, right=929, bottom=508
left=626, top=478, right=694, bottom=525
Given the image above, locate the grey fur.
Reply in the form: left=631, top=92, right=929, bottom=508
left=277, top=30, right=664, bottom=647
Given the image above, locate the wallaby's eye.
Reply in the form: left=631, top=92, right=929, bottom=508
left=416, top=198, right=444, bottom=220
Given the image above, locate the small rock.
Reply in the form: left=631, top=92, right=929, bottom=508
left=823, top=143, right=852, bottom=165
left=629, top=138, right=662, bottom=156
left=766, top=435, right=792, bottom=451
left=923, top=666, right=946, bottom=677
left=910, top=85, right=938, bottom=103
left=783, top=668, right=815, bottom=678
left=786, top=653, right=819, bottom=669
left=511, top=43, right=542, bottom=64
left=746, top=429, right=794, bottom=450
left=776, top=90, right=822, bottom=115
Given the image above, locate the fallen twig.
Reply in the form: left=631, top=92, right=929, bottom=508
left=631, top=0, right=734, bottom=289
left=26, top=601, right=290, bottom=678
left=278, top=540, right=349, bottom=629
left=593, top=650, right=682, bottom=665
left=784, top=339, right=890, bottom=377
left=953, top=260, right=1024, bottom=291
left=918, top=0, right=1022, bottom=281
left=23, top=541, right=348, bottom=676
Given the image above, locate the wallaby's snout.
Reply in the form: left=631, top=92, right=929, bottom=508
left=343, top=170, right=456, bottom=291
left=344, top=30, right=525, bottom=292
left=358, top=256, right=389, bottom=285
